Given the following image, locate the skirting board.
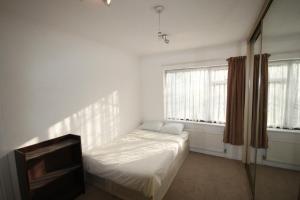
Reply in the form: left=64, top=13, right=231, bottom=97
left=190, top=146, right=225, bottom=158
left=190, top=146, right=242, bottom=161
left=262, top=159, right=300, bottom=171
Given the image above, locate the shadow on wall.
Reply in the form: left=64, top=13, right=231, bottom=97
left=0, top=155, right=14, bottom=199
left=47, top=90, right=121, bottom=152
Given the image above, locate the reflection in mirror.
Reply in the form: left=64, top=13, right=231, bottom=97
left=247, top=32, right=262, bottom=195
left=255, top=0, right=300, bottom=199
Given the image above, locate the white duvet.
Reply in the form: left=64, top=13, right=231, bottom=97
left=83, top=129, right=189, bottom=198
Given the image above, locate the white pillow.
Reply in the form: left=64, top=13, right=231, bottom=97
left=160, top=123, right=184, bottom=135
left=140, top=121, right=164, bottom=132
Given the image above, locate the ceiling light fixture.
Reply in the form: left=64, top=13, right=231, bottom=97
left=154, top=5, right=169, bottom=44
left=103, top=0, right=111, bottom=6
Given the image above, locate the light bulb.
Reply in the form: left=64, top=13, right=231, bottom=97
left=103, top=0, right=111, bottom=6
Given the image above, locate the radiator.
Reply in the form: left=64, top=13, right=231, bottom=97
left=265, top=131, right=300, bottom=166
left=184, top=122, right=225, bottom=153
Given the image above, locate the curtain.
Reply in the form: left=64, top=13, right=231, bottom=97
left=267, top=60, right=300, bottom=129
left=165, top=66, right=227, bottom=123
left=251, top=54, right=270, bottom=148
left=223, top=56, right=246, bottom=145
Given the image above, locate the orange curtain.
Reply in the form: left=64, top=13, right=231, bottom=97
left=250, top=54, right=270, bottom=148
left=223, top=56, right=246, bottom=145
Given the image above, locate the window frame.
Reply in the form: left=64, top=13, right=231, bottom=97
left=163, top=64, right=228, bottom=125
left=267, top=59, right=300, bottom=131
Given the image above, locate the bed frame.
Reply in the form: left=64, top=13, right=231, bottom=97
left=86, top=139, right=189, bottom=200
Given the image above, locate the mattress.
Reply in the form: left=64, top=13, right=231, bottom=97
left=83, top=129, right=189, bottom=200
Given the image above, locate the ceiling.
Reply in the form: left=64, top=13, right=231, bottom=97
left=263, top=0, right=300, bottom=37
left=1, top=0, right=265, bottom=55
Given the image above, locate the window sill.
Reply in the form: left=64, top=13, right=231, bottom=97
left=267, top=128, right=300, bottom=134
left=166, top=119, right=225, bottom=127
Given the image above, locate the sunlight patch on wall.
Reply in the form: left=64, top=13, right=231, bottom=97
left=48, top=91, right=120, bottom=152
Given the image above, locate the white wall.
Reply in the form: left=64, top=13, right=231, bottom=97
left=140, top=42, right=247, bottom=160
left=0, top=12, right=141, bottom=200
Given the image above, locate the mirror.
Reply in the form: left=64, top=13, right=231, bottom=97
left=247, top=31, right=263, bottom=195
left=254, top=0, right=300, bottom=199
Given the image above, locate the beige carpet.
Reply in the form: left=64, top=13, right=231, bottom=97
left=77, top=152, right=252, bottom=200
left=255, top=165, right=300, bottom=200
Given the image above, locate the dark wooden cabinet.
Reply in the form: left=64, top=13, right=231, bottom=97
left=15, top=134, right=85, bottom=200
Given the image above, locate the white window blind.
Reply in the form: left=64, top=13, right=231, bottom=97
left=165, top=66, right=228, bottom=124
left=268, top=59, right=300, bottom=130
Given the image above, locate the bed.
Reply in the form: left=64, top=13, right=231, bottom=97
left=83, top=129, right=189, bottom=200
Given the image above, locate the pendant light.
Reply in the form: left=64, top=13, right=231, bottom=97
left=154, top=5, right=170, bottom=44
left=103, top=0, right=111, bottom=6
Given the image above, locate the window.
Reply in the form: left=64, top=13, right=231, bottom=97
left=268, top=59, right=300, bottom=130
left=165, top=65, right=228, bottom=124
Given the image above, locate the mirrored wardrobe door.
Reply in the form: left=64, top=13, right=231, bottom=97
left=255, top=0, right=300, bottom=199
left=246, top=29, right=263, bottom=196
